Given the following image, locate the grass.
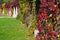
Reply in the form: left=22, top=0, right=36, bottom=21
left=0, top=18, right=60, bottom=40
left=0, top=18, right=27, bottom=40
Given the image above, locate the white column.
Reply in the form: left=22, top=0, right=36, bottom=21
left=16, top=6, right=18, bottom=17
left=9, top=9, right=12, bottom=16
left=13, top=7, right=16, bottom=18
left=2, top=9, right=4, bottom=15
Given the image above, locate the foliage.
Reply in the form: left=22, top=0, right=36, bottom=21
left=3, top=0, right=13, bottom=3
left=4, top=8, right=7, bottom=15
left=17, top=0, right=37, bottom=36
left=5, top=2, right=11, bottom=9
left=17, top=0, right=28, bottom=22
left=0, top=0, right=4, bottom=4
left=31, top=15, right=37, bottom=28
left=12, top=0, right=19, bottom=6
left=2, top=3, right=5, bottom=8
left=18, top=0, right=36, bottom=28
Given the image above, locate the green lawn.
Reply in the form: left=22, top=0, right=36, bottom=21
left=0, top=18, right=27, bottom=40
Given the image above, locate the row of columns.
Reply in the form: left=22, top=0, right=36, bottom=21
left=1, top=6, right=18, bottom=18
